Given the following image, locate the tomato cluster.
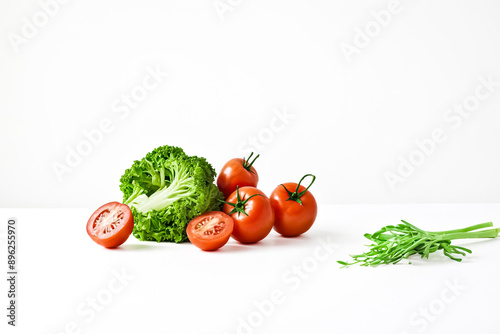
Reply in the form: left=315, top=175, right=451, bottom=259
left=188, top=153, right=317, bottom=251
left=86, top=153, right=317, bottom=251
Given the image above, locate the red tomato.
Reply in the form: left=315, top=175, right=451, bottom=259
left=217, top=152, right=260, bottom=198
left=86, top=202, right=134, bottom=248
left=186, top=211, right=234, bottom=251
left=223, top=186, right=274, bottom=243
left=270, top=174, right=317, bottom=237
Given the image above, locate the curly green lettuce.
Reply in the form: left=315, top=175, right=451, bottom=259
left=120, top=145, right=223, bottom=243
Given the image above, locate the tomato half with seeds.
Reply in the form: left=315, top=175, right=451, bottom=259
left=217, top=152, right=260, bottom=198
left=223, top=186, right=274, bottom=244
left=86, top=202, right=134, bottom=248
left=270, top=174, right=318, bottom=237
left=187, top=211, right=234, bottom=251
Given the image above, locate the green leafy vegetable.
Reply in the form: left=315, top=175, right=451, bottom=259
left=120, top=145, right=224, bottom=243
left=338, top=220, right=500, bottom=267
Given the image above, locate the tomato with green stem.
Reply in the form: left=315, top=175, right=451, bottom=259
left=270, top=174, right=317, bottom=237
left=217, top=152, right=260, bottom=198
left=222, top=186, right=274, bottom=243
left=186, top=211, right=234, bottom=251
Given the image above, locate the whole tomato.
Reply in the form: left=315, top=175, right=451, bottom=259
left=217, top=152, right=260, bottom=198
left=222, top=186, right=274, bottom=243
left=270, top=174, right=317, bottom=237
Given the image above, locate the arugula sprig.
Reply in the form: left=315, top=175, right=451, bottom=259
left=339, top=220, right=500, bottom=267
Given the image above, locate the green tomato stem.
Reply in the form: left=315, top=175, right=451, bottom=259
left=279, top=174, right=316, bottom=205
left=219, top=186, right=265, bottom=216
left=242, top=152, right=260, bottom=172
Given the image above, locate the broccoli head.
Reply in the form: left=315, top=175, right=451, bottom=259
left=120, top=145, right=224, bottom=242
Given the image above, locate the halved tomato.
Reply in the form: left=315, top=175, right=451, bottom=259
left=86, top=202, right=134, bottom=248
left=187, top=211, right=234, bottom=251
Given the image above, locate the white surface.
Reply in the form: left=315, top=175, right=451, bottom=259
left=2, top=204, right=500, bottom=334
left=1, top=1, right=500, bottom=207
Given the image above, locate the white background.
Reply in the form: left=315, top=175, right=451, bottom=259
left=1, top=0, right=500, bottom=207
left=2, top=2, right=500, bottom=334
left=2, top=204, right=500, bottom=334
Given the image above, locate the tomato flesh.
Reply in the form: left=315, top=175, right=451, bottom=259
left=270, top=183, right=317, bottom=237
left=187, top=211, right=234, bottom=251
left=86, top=202, right=134, bottom=248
